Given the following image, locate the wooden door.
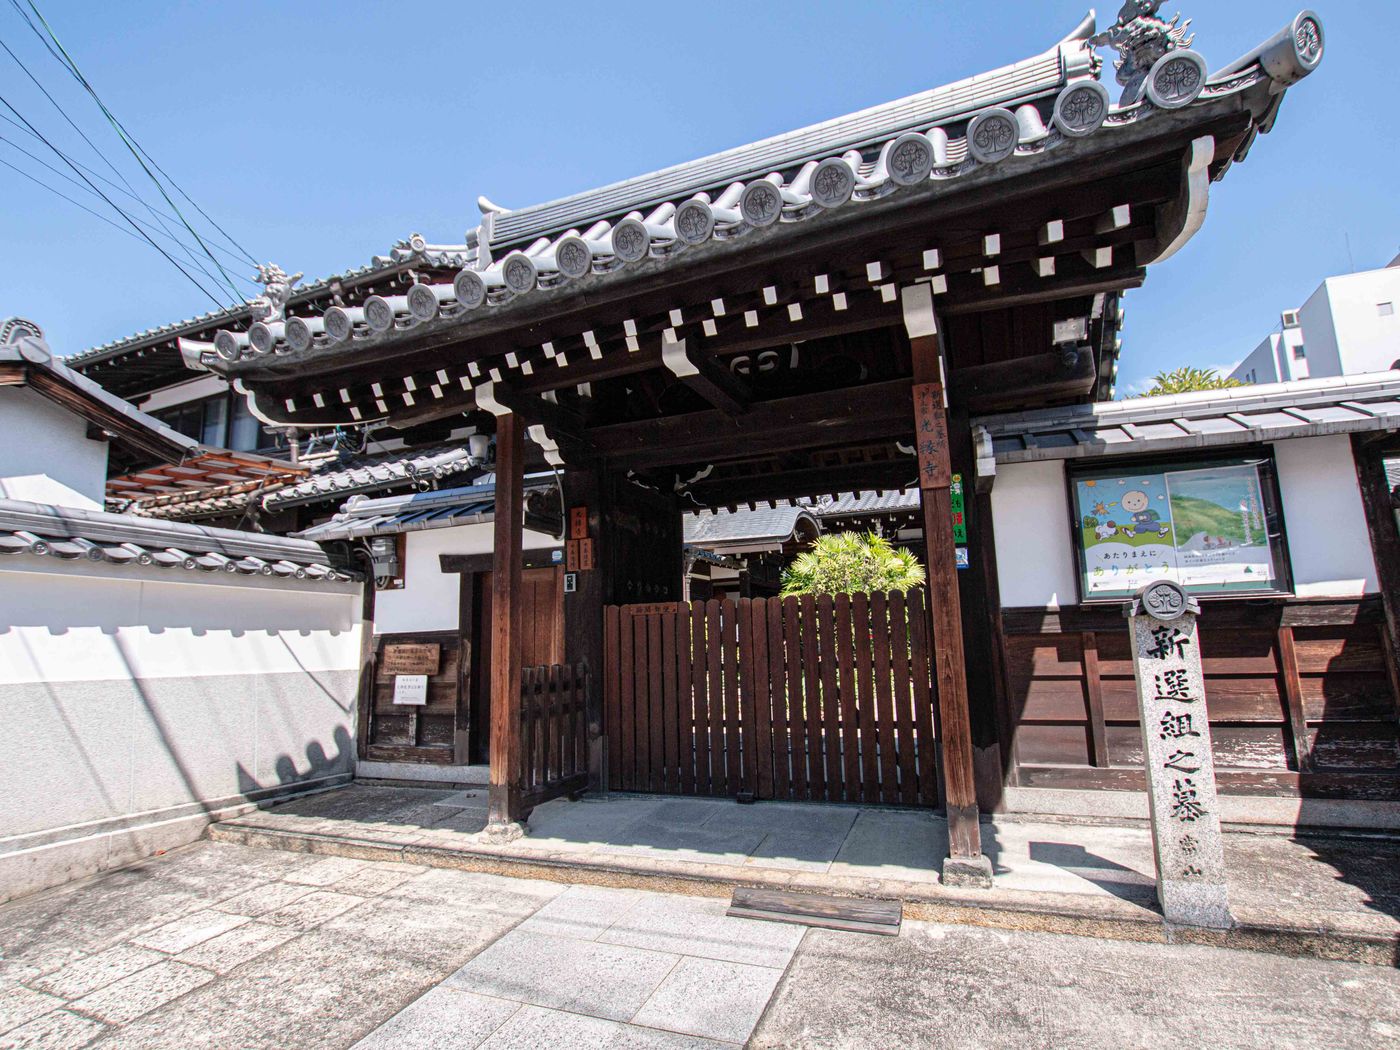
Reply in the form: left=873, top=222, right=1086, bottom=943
left=470, top=566, right=565, bottom=763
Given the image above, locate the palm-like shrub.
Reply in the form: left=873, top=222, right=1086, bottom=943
left=1135, top=366, right=1245, bottom=397
left=780, top=531, right=926, bottom=598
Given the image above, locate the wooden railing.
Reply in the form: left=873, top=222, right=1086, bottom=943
left=519, top=662, right=590, bottom=808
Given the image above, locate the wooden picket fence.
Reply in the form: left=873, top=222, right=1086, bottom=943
left=519, top=662, right=590, bottom=808
left=602, top=590, right=939, bottom=806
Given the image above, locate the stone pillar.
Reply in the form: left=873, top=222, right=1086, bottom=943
left=1127, top=580, right=1232, bottom=929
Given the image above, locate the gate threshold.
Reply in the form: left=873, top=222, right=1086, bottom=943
left=728, top=886, right=902, bottom=936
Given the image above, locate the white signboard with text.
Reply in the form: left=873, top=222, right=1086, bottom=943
left=392, top=674, right=428, bottom=705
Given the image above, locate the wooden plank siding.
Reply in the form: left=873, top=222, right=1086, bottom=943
left=1001, top=599, right=1400, bottom=800
left=605, top=593, right=939, bottom=805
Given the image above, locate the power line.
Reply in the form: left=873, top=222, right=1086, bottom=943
left=19, top=0, right=255, bottom=295
left=0, top=33, right=235, bottom=306
left=0, top=109, right=256, bottom=270
left=0, top=90, right=226, bottom=308
left=0, top=136, right=256, bottom=290
left=18, top=0, right=259, bottom=268
left=0, top=131, right=257, bottom=280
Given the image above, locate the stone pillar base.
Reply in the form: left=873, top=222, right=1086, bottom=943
left=942, top=854, right=994, bottom=889
left=1160, top=879, right=1233, bottom=929
left=475, top=821, right=528, bottom=846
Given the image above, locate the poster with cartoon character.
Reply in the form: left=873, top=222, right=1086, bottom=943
left=1073, top=459, right=1283, bottom=600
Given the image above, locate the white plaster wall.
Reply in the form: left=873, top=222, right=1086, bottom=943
left=0, top=562, right=363, bottom=900
left=0, top=561, right=362, bottom=684
left=990, top=460, right=1079, bottom=608
left=1274, top=434, right=1378, bottom=597
left=373, top=522, right=562, bottom=634
left=0, top=388, right=108, bottom=507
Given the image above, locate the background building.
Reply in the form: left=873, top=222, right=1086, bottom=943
left=1231, top=252, right=1400, bottom=385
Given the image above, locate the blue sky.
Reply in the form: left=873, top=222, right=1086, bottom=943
left=0, top=1, right=1393, bottom=395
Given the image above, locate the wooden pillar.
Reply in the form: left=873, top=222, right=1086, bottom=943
left=562, top=464, right=608, bottom=793
left=1351, top=434, right=1400, bottom=716
left=488, top=412, right=525, bottom=825
left=901, top=283, right=992, bottom=887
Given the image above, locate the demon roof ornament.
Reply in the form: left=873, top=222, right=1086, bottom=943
left=1091, top=1, right=1195, bottom=104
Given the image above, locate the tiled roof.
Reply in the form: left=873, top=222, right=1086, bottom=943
left=263, top=443, right=486, bottom=510
left=116, top=480, right=272, bottom=522
left=294, top=475, right=558, bottom=542
left=815, top=490, right=922, bottom=517
left=77, top=11, right=1325, bottom=384
left=0, top=498, right=351, bottom=582
left=2, top=318, right=198, bottom=463
left=66, top=237, right=476, bottom=369
left=975, top=371, right=1400, bottom=464
left=683, top=506, right=817, bottom=548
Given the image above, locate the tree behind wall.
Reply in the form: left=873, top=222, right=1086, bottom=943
left=1135, top=367, right=1247, bottom=397
left=780, top=531, right=926, bottom=597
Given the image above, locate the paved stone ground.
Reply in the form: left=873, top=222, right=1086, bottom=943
left=751, top=921, right=1400, bottom=1050
left=0, top=842, right=560, bottom=1048
left=217, top=785, right=1400, bottom=943
left=2, top=839, right=1398, bottom=1049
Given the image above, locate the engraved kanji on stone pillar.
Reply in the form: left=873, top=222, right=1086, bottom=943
left=1127, top=579, right=1233, bottom=929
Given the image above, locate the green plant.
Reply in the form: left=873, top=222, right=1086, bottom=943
left=1134, top=367, right=1246, bottom=397
left=780, top=531, right=926, bottom=598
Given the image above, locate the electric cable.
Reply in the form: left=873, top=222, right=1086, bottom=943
left=0, top=33, right=232, bottom=303
left=0, top=88, right=226, bottom=308
left=19, top=0, right=256, bottom=291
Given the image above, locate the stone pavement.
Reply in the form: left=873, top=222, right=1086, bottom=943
left=352, top=885, right=802, bottom=1048
left=1, top=839, right=1397, bottom=1049
left=211, top=784, right=1400, bottom=961
left=0, top=841, right=560, bottom=1048
left=751, top=919, right=1400, bottom=1050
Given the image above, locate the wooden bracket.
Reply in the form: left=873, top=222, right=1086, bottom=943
left=660, top=336, right=750, bottom=417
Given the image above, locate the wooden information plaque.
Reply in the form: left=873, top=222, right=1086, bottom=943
left=382, top=643, right=441, bottom=676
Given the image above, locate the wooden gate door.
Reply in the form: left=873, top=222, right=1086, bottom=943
left=603, top=590, right=939, bottom=805
left=471, top=566, right=565, bottom=762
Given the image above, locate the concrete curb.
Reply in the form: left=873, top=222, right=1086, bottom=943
left=207, top=821, right=1399, bottom=968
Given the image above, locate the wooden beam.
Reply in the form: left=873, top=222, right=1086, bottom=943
left=948, top=347, right=1097, bottom=412
left=488, top=412, right=525, bottom=826
left=587, top=378, right=914, bottom=470
left=902, top=283, right=987, bottom=881
left=492, top=383, right=592, bottom=446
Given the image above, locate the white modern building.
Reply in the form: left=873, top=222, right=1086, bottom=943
left=1232, top=253, right=1400, bottom=385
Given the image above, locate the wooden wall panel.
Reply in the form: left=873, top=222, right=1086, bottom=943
left=367, top=630, right=463, bottom=765
left=1000, top=598, right=1400, bottom=800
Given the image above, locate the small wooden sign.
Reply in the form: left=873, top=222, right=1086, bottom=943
left=382, top=643, right=440, bottom=676
left=626, top=602, right=683, bottom=617
left=393, top=674, right=429, bottom=705
left=569, top=505, right=590, bottom=540
left=566, top=537, right=597, bottom=572
left=912, top=383, right=951, bottom=490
